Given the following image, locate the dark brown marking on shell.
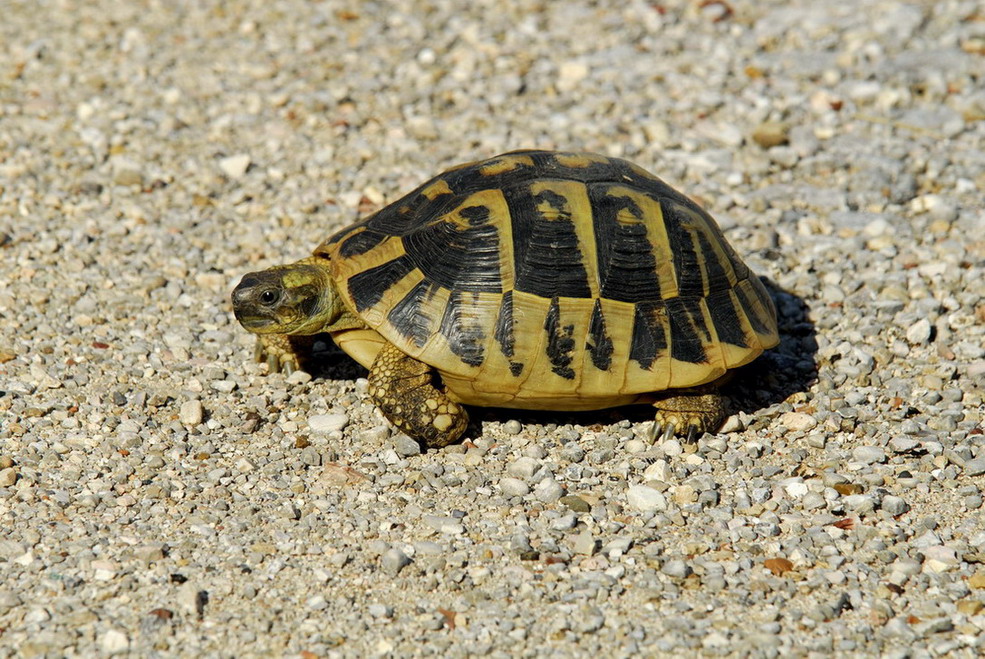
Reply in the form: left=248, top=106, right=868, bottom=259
left=506, top=185, right=592, bottom=299
left=693, top=228, right=732, bottom=293
left=339, top=229, right=388, bottom=258
left=735, top=280, right=774, bottom=336
left=386, top=279, right=438, bottom=348
left=347, top=255, right=415, bottom=312
left=494, top=292, right=524, bottom=377
left=494, top=291, right=515, bottom=359
left=735, top=286, right=773, bottom=334
left=544, top=296, right=576, bottom=380
left=402, top=204, right=502, bottom=293
left=706, top=290, right=749, bottom=348
left=589, top=186, right=662, bottom=303
left=630, top=301, right=667, bottom=370
left=666, top=297, right=708, bottom=364
left=365, top=184, right=455, bottom=236
left=660, top=199, right=705, bottom=297
left=586, top=299, right=613, bottom=371
left=439, top=291, right=486, bottom=367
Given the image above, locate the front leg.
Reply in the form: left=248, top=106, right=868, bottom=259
left=368, top=343, right=469, bottom=448
left=253, top=334, right=306, bottom=374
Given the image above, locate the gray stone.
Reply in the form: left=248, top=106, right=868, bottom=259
left=963, top=458, right=985, bottom=477
left=662, top=559, right=692, bottom=579
left=500, top=477, right=530, bottom=497
left=503, top=420, right=522, bottom=435
left=100, top=629, right=130, bottom=655
left=852, top=446, right=886, bottom=464
left=571, top=606, right=605, bottom=634
left=381, top=548, right=411, bottom=576
left=392, top=434, right=422, bottom=456
left=881, top=495, right=909, bottom=516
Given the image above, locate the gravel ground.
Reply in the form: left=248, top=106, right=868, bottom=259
left=2, top=0, right=984, bottom=656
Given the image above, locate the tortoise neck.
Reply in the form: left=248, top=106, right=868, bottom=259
left=291, top=256, right=345, bottom=334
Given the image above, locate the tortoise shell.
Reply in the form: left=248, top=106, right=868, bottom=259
left=316, top=150, right=778, bottom=410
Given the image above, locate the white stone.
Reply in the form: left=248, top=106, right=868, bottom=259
left=534, top=477, right=564, bottom=504
left=780, top=412, right=817, bottom=432
left=308, top=413, right=349, bottom=434
left=626, top=485, right=668, bottom=512
left=219, top=153, right=251, bottom=178
left=100, top=629, right=129, bottom=655
left=643, top=459, right=671, bottom=482
left=784, top=482, right=809, bottom=498
left=557, top=61, right=588, bottom=91
left=922, top=545, right=958, bottom=573
left=507, top=456, right=540, bottom=480
left=179, top=400, right=203, bottom=426
left=906, top=318, right=932, bottom=345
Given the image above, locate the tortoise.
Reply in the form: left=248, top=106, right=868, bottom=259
left=232, top=150, right=778, bottom=448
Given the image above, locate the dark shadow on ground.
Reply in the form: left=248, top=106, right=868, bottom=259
left=293, top=276, right=817, bottom=443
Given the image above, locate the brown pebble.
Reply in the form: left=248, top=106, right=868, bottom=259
left=752, top=121, right=789, bottom=148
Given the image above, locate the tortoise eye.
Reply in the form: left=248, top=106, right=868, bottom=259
left=259, top=289, right=280, bottom=305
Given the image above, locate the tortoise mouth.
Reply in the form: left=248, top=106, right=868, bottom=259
left=236, top=314, right=280, bottom=332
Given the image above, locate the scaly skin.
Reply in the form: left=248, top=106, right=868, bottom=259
left=367, top=343, right=469, bottom=448
left=650, top=390, right=729, bottom=444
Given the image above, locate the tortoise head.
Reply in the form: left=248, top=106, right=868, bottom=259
left=232, top=261, right=340, bottom=335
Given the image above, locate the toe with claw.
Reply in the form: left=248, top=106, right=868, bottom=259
left=253, top=335, right=302, bottom=375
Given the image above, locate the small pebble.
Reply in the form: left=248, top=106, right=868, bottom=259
left=0, top=468, right=17, bottom=488
left=534, top=478, right=564, bottom=503
left=499, top=478, right=530, bottom=497
left=219, top=153, right=251, bottom=178
left=179, top=400, right=204, bottom=426
left=780, top=412, right=817, bottom=432
left=852, top=446, right=887, bottom=464
left=882, top=495, right=910, bottom=516
left=662, top=559, right=692, bottom=579
left=380, top=548, right=411, bottom=576
left=626, top=485, right=668, bottom=512
left=308, top=413, right=349, bottom=434
left=963, top=458, right=985, bottom=477
left=392, top=434, right=422, bottom=456
left=99, top=629, right=129, bottom=655
left=906, top=319, right=933, bottom=345
left=560, top=495, right=592, bottom=513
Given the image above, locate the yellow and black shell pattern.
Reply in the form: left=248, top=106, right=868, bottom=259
left=316, top=150, right=778, bottom=407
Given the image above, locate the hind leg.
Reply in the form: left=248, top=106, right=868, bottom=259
left=650, top=391, right=729, bottom=444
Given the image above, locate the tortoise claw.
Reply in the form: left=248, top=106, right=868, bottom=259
left=282, top=359, right=295, bottom=376
left=648, top=421, right=665, bottom=443
left=253, top=339, right=265, bottom=364
left=685, top=424, right=699, bottom=444
left=267, top=352, right=280, bottom=373
left=662, top=423, right=675, bottom=443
